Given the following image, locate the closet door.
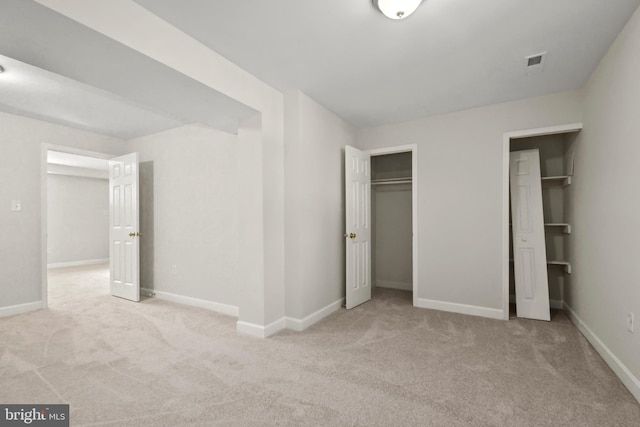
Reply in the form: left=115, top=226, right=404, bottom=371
left=510, top=149, right=550, bottom=321
left=345, top=146, right=371, bottom=309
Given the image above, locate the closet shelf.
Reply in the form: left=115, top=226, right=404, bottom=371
left=541, top=175, right=571, bottom=187
left=509, top=223, right=571, bottom=234
left=547, top=260, right=572, bottom=274
left=509, top=259, right=572, bottom=274
left=545, top=223, right=571, bottom=234
left=371, top=177, right=412, bottom=185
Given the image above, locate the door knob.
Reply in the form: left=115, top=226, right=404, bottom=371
left=129, top=232, right=136, bottom=237
left=349, top=233, right=356, bottom=239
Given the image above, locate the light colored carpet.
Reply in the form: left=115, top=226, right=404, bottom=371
left=0, top=264, right=638, bottom=426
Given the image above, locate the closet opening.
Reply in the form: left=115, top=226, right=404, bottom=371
left=504, top=124, right=581, bottom=321
left=370, top=151, right=414, bottom=303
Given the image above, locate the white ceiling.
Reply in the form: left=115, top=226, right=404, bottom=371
left=0, top=54, right=184, bottom=139
left=0, top=0, right=257, bottom=138
left=0, top=0, right=639, bottom=137
left=133, top=0, right=640, bottom=127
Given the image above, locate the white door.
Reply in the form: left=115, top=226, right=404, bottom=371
left=109, top=153, right=140, bottom=302
left=510, top=149, right=550, bottom=321
left=345, top=146, right=372, bottom=309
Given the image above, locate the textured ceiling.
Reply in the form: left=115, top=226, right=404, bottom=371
left=0, top=0, right=639, bottom=138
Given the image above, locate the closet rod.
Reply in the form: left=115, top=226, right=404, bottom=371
left=371, top=180, right=412, bottom=185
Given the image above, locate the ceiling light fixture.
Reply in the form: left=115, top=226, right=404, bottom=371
left=374, top=0, right=423, bottom=20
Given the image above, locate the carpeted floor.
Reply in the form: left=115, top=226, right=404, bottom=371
left=1, top=264, right=639, bottom=426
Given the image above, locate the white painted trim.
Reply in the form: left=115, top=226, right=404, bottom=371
left=0, top=301, right=43, bottom=318
left=366, top=144, right=418, bottom=306
left=47, top=163, right=109, bottom=180
left=47, top=258, right=109, bottom=269
left=501, top=123, right=583, bottom=321
left=564, top=303, right=640, bottom=403
left=366, top=144, right=417, bottom=156
left=376, top=280, right=412, bottom=291
left=502, top=132, right=511, bottom=321
left=41, top=143, right=114, bottom=309
left=285, top=298, right=344, bottom=332
left=505, top=123, right=584, bottom=140
left=509, top=294, right=563, bottom=310
left=146, top=289, right=239, bottom=317
left=416, top=298, right=504, bottom=320
left=237, top=317, right=287, bottom=339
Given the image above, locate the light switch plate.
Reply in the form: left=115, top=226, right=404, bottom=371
left=11, top=200, right=22, bottom=212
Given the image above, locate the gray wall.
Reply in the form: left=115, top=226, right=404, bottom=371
left=47, top=174, right=109, bottom=265
left=284, top=90, right=355, bottom=320
left=128, top=124, right=240, bottom=308
left=565, top=5, right=640, bottom=397
left=356, top=90, right=583, bottom=314
left=0, top=111, right=124, bottom=310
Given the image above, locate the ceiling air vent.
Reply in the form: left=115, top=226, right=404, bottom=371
left=525, top=52, right=547, bottom=74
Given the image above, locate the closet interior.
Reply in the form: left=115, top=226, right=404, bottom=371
left=371, top=152, right=413, bottom=294
left=509, top=132, right=578, bottom=315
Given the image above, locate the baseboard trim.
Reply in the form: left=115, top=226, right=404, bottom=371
left=237, top=317, right=287, bottom=339
left=509, top=294, right=563, bottom=310
left=375, top=280, right=412, bottom=291
left=416, top=297, right=504, bottom=320
left=144, top=288, right=238, bottom=318
left=0, top=301, right=43, bottom=318
left=47, top=258, right=108, bottom=269
left=285, top=298, right=344, bottom=332
left=564, top=303, right=640, bottom=403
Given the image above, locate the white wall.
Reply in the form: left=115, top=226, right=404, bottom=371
left=285, top=91, right=355, bottom=321
left=356, top=90, right=582, bottom=317
left=128, top=124, right=239, bottom=308
left=0, top=111, right=124, bottom=312
left=47, top=174, right=109, bottom=265
left=564, top=5, right=640, bottom=400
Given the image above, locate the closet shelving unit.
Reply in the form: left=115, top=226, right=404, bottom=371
left=542, top=174, right=572, bottom=274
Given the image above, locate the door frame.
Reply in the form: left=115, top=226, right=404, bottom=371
left=501, top=123, right=582, bottom=320
left=40, top=143, right=113, bottom=308
left=366, top=144, right=418, bottom=305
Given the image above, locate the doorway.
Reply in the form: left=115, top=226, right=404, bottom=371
left=41, top=144, right=112, bottom=308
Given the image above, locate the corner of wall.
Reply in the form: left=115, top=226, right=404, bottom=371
left=564, top=303, right=640, bottom=402
left=0, top=301, right=44, bottom=318
left=236, top=317, right=287, bottom=339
